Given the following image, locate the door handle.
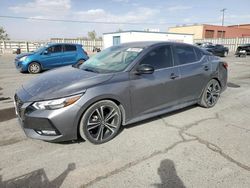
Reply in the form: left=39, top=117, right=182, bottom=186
left=170, top=73, right=179, bottom=79
left=204, top=65, right=209, bottom=71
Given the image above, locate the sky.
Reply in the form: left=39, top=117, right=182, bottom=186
left=0, top=0, right=250, bottom=40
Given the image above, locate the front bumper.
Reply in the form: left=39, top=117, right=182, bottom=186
left=14, top=94, right=82, bottom=142
left=14, top=59, right=27, bottom=72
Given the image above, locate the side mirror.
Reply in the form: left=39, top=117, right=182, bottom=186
left=136, top=64, right=154, bottom=75
left=43, top=50, right=49, bottom=55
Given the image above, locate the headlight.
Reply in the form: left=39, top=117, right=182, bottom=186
left=19, top=56, right=27, bottom=61
left=32, top=94, right=82, bottom=110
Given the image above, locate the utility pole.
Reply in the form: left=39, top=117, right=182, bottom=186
left=220, top=8, right=227, bottom=39
left=221, top=8, right=227, bottom=26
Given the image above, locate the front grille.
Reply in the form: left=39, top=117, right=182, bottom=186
left=14, top=94, right=23, bottom=118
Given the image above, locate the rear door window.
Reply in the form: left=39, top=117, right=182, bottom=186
left=174, top=45, right=197, bottom=65
left=65, top=45, right=77, bottom=52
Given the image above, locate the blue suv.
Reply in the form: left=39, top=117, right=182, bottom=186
left=15, top=43, right=89, bottom=74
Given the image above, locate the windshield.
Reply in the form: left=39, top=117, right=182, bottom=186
left=80, top=45, right=144, bottom=73
left=33, top=45, right=48, bottom=53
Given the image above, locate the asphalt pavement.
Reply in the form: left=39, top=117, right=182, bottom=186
left=0, top=54, right=250, bottom=188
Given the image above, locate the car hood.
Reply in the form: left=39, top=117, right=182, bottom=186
left=20, top=66, right=113, bottom=101
left=16, top=52, right=35, bottom=59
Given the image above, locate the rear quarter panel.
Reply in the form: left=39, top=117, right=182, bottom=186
left=210, top=56, right=228, bottom=92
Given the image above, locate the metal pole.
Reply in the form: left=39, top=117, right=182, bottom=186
left=221, top=8, right=226, bottom=26
left=220, top=8, right=227, bottom=39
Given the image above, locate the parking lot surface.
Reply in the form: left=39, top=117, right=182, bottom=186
left=0, top=54, right=250, bottom=188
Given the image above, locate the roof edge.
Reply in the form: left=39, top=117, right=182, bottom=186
left=103, top=30, right=194, bottom=36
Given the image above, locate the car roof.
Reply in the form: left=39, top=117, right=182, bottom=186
left=47, top=43, right=82, bottom=46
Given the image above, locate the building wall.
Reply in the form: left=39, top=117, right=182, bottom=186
left=168, top=25, right=203, bottom=39
left=169, top=24, right=250, bottom=39
left=103, top=31, right=193, bottom=48
left=228, top=24, right=250, bottom=30
left=202, top=25, right=250, bottom=38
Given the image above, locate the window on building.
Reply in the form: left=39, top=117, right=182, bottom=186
left=217, top=30, right=226, bottom=38
left=205, top=30, right=215, bottom=38
left=113, top=36, right=121, bottom=46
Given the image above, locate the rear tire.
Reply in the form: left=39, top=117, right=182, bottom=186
left=79, top=100, right=122, bottom=144
left=28, top=62, right=41, bottom=74
left=199, top=79, right=221, bottom=108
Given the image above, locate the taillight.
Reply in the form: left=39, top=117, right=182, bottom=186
left=223, top=62, right=228, bottom=69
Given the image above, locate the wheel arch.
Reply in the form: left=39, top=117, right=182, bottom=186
left=212, top=77, right=222, bottom=87
left=199, top=77, right=221, bottom=100
left=28, top=61, right=43, bottom=70
left=75, top=96, right=127, bottom=139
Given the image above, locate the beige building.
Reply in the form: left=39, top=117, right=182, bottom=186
left=169, top=25, right=204, bottom=40
left=168, top=24, right=250, bottom=39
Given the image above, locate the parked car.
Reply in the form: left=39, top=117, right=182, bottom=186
left=14, top=43, right=89, bottom=74
left=14, top=42, right=228, bottom=144
left=195, top=42, right=212, bottom=47
left=201, top=44, right=229, bottom=57
left=235, top=44, right=250, bottom=57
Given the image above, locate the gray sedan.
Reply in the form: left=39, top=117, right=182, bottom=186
left=15, top=42, right=228, bottom=144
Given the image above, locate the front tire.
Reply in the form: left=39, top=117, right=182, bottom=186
left=28, top=62, right=41, bottom=74
left=199, top=79, right=221, bottom=108
left=79, top=100, right=122, bottom=144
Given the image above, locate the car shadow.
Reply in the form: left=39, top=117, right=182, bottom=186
left=0, top=107, right=16, bottom=123
left=152, top=159, right=186, bottom=188
left=54, top=139, right=85, bottom=145
left=125, top=104, right=197, bottom=129
left=45, top=105, right=198, bottom=144
left=0, top=163, right=76, bottom=188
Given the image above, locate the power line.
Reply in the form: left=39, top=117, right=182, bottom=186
left=0, top=15, right=222, bottom=26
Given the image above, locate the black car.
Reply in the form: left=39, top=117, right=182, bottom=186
left=202, top=44, right=229, bottom=57
left=235, top=44, right=250, bottom=57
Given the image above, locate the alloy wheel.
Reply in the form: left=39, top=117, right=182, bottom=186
left=205, top=81, right=221, bottom=107
left=80, top=100, right=122, bottom=144
left=29, top=63, right=41, bottom=74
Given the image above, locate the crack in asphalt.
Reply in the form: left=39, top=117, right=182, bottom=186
left=81, top=138, right=196, bottom=188
left=216, top=112, right=250, bottom=132
left=225, top=124, right=250, bottom=132
left=161, top=116, right=250, bottom=172
left=82, top=114, right=250, bottom=187
left=185, top=132, right=250, bottom=172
